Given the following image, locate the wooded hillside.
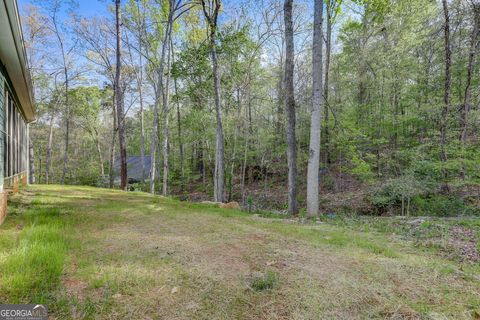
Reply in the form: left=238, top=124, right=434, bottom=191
left=24, top=0, right=480, bottom=216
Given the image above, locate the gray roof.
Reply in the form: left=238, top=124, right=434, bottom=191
left=113, top=156, right=151, bottom=181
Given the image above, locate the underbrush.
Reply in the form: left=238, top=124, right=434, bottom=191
left=321, top=215, right=480, bottom=263
left=368, top=177, right=480, bottom=216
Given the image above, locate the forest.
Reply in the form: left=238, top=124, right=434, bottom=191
left=24, top=0, right=480, bottom=217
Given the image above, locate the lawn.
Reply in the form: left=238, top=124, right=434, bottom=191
left=0, top=185, right=479, bottom=319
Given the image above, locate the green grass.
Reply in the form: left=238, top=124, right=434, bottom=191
left=0, top=185, right=479, bottom=319
left=248, top=271, right=278, bottom=292
left=0, top=204, right=67, bottom=303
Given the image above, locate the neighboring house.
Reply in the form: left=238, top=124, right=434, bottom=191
left=0, top=0, right=36, bottom=224
left=113, top=156, right=151, bottom=184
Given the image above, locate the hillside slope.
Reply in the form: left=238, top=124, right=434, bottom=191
left=0, top=185, right=479, bottom=319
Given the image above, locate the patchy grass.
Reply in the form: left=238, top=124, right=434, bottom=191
left=321, top=215, right=480, bottom=263
left=248, top=271, right=278, bottom=292
left=0, top=185, right=479, bottom=319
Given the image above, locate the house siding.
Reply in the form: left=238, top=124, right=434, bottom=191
left=0, top=64, right=28, bottom=177
left=0, top=70, right=4, bottom=189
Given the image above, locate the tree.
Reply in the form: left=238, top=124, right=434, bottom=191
left=35, top=0, right=77, bottom=184
left=440, top=0, right=451, bottom=192
left=115, top=0, right=128, bottom=191
left=323, top=0, right=343, bottom=166
left=148, top=0, right=192, bottom=195
left=70, top=87, right=110, bottom=177
left=201, top=0, right=225, bottom=202
left=460, top=2, right=480, bottom=143
left=306, top=0, right=324, bottom=217
left=75, top=16, right=117, bottom=186
left=283, top=0, right=298, bottom=215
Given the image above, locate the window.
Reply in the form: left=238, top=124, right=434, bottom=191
left=4, top=89, right=27, bottom=178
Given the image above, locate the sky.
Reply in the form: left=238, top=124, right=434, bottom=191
left=18, top=0, right=110, bottom=18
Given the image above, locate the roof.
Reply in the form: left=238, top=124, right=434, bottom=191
left=0, top=0, right=35, bottom=122
left=113, top=156, right=151, bottom=181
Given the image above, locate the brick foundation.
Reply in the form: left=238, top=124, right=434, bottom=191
left=0, top=171, right=28, bottom=225
left=0, top=191, right=7, bottom=225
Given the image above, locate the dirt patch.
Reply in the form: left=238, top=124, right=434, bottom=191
left=195, top=242, right=251, bottom=280
left=62, top=278, right=88, bottom=301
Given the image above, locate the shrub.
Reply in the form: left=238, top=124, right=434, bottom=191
left=411, top=195, right=473, bottom=216
left=369, top=175, right=425, bottom=215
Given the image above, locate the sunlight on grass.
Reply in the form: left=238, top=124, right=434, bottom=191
left=1, top=207, right=67, bottom=303
left=0, top=185, right=478, bottom=319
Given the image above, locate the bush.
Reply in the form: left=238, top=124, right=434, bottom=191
left=411, top=195, right=474, bottom=216
left=369, top=175, right=425, bottom=215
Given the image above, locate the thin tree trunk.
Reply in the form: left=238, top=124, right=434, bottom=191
left=228, top=89, right=241, bottom=202
left=202, top=140, right=207, bottom=191
left=93, top=129, right=104, bottom=176
left=61, top=74, right=69, bottom=185
left=323, top=4, right=332, bottom=166
left=284, top=0, right=298, bottom=215
left=460, top=4, right=480, bottom=143
left=201, top=0, right=224, bottom=202
left=109, top=93, right=117, bottom=188
left=276, top=57, right=284, bottom=142
left=53, top=17, right=69, bottom=185
left=115, top=0, right=128, bottom=191
left=241, top=126, right=248, bottom=205
left=212, top=42, right=225, bottom=203
left=174, top=76, right=184, bottom=180
left=135, top=0, right=146, bottom=184
left=45, top=114, right=54, bottom=184
left=306, top=0, right=324, bottom=218
left=29, top=140, right=35, bottom=184
left=162, top=38, right=173, bottom=196
left=150, top=9, right=173, bottom=194
left=440, top=0, right=452, bottom=193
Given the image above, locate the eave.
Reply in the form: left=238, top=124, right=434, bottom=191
left=0, top=0, right=35, bottom=122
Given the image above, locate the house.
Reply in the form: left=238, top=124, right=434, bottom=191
left=113, top=156, right=151, bottom=184
left=0, top=0, right=36, bottom=224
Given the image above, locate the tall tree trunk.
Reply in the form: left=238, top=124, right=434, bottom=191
left=149, top=8, right=173, bottom=194
left=460, top=4, right=480, bottom=143
left=53, top=17, right=69, bottom=185
left=45, top=114, right=54, bottom=184
left=284, top=0, right=298, bottom=215
left=228, top=89, right=241, bottom=202
left=109, top=93, right=117, bottom=188
left=276, top=57, right=284, bottom=142
left=201, top=0, right=224, bottom=202
left=139, top=81, right=146, bottom=183
left=306, top=0, right=324, bottom=217
left=135, top=0, right=146, bottom=184
left=170, top=39, right=184, bottom=182
left=94, top=129, right=104, bottom=176
left=323, top=4, right=332, bottom=166
left=241, top=125, right=248, bottom=204
left=61, top=65, right=69, bottom=184
left=212, top=34, right=225, bottom=203
left=162, top=38, right=173, bottom=196
left=440, top=0, right=452, bottom=192
left=29, top=140, right=35, bottom=184
left=174, top=76, right=184, bottom=181
left=115, top=0, right=128, bottom=191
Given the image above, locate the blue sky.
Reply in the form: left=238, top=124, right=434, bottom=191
left=18, top=0, right=110, bottom=18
